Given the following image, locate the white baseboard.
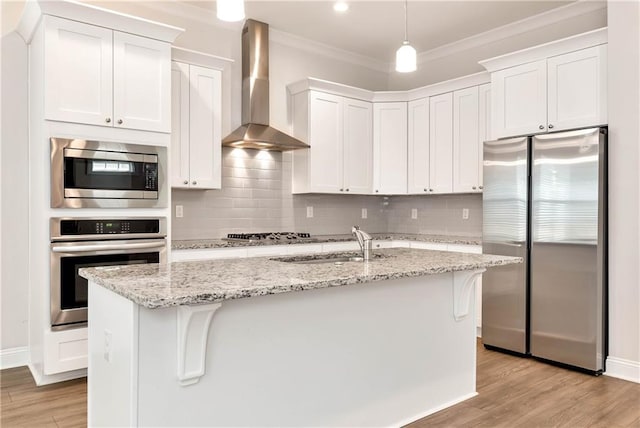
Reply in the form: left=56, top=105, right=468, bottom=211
left=476, top=326, right=482, bottom=338
left=0, top=346, right=29, bottom=369
left=605, top=356, right=640, bottom=383
left=391, top=391, right=478, bottom=428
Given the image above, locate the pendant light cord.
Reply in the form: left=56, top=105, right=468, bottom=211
left=404, top=0, right=409, bottom=42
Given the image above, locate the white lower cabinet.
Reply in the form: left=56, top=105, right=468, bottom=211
left=171, top=61, right=222, bottom=189
left=373, top=102, right=408, bottom=194
left=44, top=328, right=88, bottom=375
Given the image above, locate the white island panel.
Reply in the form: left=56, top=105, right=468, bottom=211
left=89, top=272, right=479, bottom=427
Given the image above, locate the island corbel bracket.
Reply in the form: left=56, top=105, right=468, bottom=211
left=453, top=269, right=486, bottom=321
left=177, top=302, right=222, bottom=386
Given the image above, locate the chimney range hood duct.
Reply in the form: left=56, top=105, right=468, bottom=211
left=222, top=19, right=309, bottom=151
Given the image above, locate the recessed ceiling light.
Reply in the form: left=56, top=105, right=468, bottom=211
left=333, top=2, right=349, bottom=13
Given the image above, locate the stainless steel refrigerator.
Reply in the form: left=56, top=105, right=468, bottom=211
left=482, top=127, right=607, bottom=374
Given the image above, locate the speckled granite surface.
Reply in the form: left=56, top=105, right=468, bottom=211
left=80, top=248, right=519, bottom=309
left=171, top=233, right=481, bottom=250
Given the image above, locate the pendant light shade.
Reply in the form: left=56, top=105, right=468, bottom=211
left=396, top=41, right=417, bottom=73
left=217, top=0, right=245, bottom=22
left=395, top=0, right=417, bottom=73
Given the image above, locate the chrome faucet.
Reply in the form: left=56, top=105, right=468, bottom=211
left=351, top=226, right=373, bottom=261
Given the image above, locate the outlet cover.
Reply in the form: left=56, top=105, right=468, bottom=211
left=361, top=208, right=368, bottom=219
left=306, top=206, right=314, bottom=218
left=462, top=208, right=469, bottom=220
left=175, top=205, right=184, bottom=218
left=411, top=208, right=418, bottom=219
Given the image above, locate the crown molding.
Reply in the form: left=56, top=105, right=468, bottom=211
left=172, top=47, right=234, bottom=70
left=414, top=0, right=607, bottom=67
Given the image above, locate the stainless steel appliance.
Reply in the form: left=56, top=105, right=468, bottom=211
left=482, top=127, right=607, bottom=374
left=50, top=217, right=167, bottom=329
left=51, top=138, right=167, bottom=208
left=224, top=232, right=315, bottom=242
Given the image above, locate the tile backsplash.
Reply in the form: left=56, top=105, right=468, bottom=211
left=172, top=148, right=482, bottom=240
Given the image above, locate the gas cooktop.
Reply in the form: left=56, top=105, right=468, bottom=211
left=224, top=232, right=315, bottom=242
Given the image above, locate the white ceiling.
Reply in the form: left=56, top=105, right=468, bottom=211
left=185, top=0, right=574, bottom=61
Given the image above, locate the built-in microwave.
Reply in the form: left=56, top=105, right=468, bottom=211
left=51, top=138, right=167, bottom=208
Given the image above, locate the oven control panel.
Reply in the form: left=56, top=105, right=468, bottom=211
left=59, top=219, right=160, bottom=236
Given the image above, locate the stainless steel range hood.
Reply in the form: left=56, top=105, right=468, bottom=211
left=222, top=19, right=309, bottom=151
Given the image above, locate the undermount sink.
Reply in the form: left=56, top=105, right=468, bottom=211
left=271, top=252, right=386, bottom=265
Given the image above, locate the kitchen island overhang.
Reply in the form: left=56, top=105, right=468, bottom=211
left=81, top=248, right=521, bottom=427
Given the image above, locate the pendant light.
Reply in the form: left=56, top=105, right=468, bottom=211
left=217, top=0, right=245, bottom=22
left=395, top=0, right=417, bottom=73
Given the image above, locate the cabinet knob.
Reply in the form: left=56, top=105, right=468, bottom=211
left=339, top=188, right=344, bottom=192
left=105, top=117, right=111, bottom=123
left=375, top=190, right=379, bottom=193
left=345, top=188, right=349, bottom=192
left=479, top=186, right=483, bottom=190
left=192, top=181, right=197, bottom=185
left=548, top=124, right=554, bottom=129
left=424, top=188, right=427, bottom=192
left=183, top=180, right=188, bottom=185
left=472, top=186, right=477, bottom=190
left=539, top=125, right=544, bottom=130
left=117, top=119, right=123, bottom=125
left=429, top=189, right=433, bottom=192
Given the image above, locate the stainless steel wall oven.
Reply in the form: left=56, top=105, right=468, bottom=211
left=51, top=138, right=167, bottom=208
left=50, top=217, right=167, bottom=329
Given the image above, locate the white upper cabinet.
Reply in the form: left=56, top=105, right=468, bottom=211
left=343, top=98, right=373, bottom=194
left=407, top=98, right=430, bottom=194
left=373, top=102, right=407, bottom=194
left=429, top=93, right=453, bottom=194
left=171, top=61, right=222, bottom=189
left=491, top=60, right=547, bottom=138
left=484, top=30, right=608, bottom=139
left=547, top=45, right=607, bottom=131
left=291, top=90, right=372, bottom=194
left=478, top=83, right=491, bottom=189
left=453, top=86, right=480, bottom=193
left=43, top=15, right=171, bottom=133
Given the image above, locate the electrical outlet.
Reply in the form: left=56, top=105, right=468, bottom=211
left=175, top=205, right=184, bottom=218
left=104, top=329, right=113, bottom=362
left=306, top=206, right=314, bottom=218
left=462, top=208, right=469, bottom=220
left=361, top=208, right=368, bottom=219
left=411, top=208, right=418, bottom=219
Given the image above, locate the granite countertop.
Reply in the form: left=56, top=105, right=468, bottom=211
left=171, top=233, right=482, bottom=250
left=79, top=247, right=520, bottom=309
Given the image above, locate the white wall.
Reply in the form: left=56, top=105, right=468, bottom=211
left=0, top=31, right=30, bottom=364
left=606, top=0, right=640, bottom=383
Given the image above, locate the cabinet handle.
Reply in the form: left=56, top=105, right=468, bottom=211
left=539, top=125, right=544, bottom=130
left=117, top=119, right=123, bottom=125
left=105, top=117, right=111, bottom=123
left=548, top=124, right=554, bottom=129
left=192, top=181, right=197, bottom=185
left=183, top=180, right=188, bottom=185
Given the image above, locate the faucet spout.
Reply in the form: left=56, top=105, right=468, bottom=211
left=351, top=226, right=373, bottom=260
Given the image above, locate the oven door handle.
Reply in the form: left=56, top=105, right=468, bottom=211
left=51, top=241, right=166, bottom=253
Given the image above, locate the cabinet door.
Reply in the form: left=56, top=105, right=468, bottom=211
left=373, top=102, right=408, bottom=194
left=453, top=87, right=480, bottom=193
left=429, top=93, right=453, bottom=194
left=188, top=65, right=222, bottom=189
left=44, top=16, right=113, bottom=126
left=478, top=83, right=491, bottom=190
left=343, top=98, right=373, bottom=194
left=113, top=32, right=171, bottom=133
left=407, top=98, right=430, bottom=194
left=171, top=62, right=191, bottom=188
left=492, top=60, right=546, bottom=138
left=309, top=91, right=344, bottom=193
left=547, top=45, right=607, bottom=131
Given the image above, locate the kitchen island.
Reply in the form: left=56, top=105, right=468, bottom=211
left=81, top=248, right=520, bottom=427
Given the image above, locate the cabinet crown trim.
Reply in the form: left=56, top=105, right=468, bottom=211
left=17, top=0, right=184, bottom=44
left=479, top=27, right=607, bottom=73
left=287, top=72, right=490, bottom=104
left=172, top=47, right=234, bottom=70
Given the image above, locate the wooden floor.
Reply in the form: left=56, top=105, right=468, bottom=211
left=1, top=342, right=639, bottom=427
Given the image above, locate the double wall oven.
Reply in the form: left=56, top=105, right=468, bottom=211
left=50, top=218, right=167, bottom=329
